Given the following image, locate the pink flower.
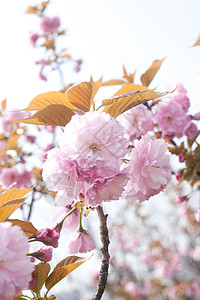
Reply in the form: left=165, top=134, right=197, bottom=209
left=176, top=195, right=188, bottom=204
left=195, top=208, right=200, bottom=222
left=0, top=222, right=34, bottom=300
left=1, top=110, right=30, bottom=132
left=68, top=230, right=95, bottom=254
left=31, top=246, right=53, bottom=262
left=40, top=16, right=60, bottom=34
left=175, top=171, right=182, bottom=181
left=184, top=122, right=198, bottom=139
left=34, top=226, right=60, bottom=248
left=192, top=112, right=200, bottom=120
left=171, top=83, right=190, bottom=112
left=53, top=206, right=80, bottom=229
left=178, top=153, right=184, bottom=162
left=118, top=106, right=154, bottom=143
left=42, top=111, right=129, bottom=207
left=29, top=32, right=40, bottom=47
left=74, top=59, right=83, bottom=73
left=124, top=134, right=171, bottom=202
left=39, top=66, right=47, bottom=81
left=59, top=111, right=129, bottom=168
left=0, top=167, right=33, bottom=189
left=156, top=100, right=188, bottom=139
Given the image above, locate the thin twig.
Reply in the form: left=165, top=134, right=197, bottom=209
left=92, top=206, right=110, bottom=300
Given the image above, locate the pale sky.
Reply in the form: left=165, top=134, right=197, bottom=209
left=0, top=0, right=200, bottom=112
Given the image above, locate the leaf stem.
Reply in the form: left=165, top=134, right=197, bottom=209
left=92, top=206, right=110, bottom=300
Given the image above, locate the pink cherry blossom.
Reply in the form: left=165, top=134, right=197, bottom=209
left=0, top=167, right=33, bottom=189
left=192, top=112, right=200, bottom=120
left=171, top=83, right=190, bottom=112
left=178, top=153, right=184, bottom=162
left=29, top=32, right=40, bottom=47
left=176, top=195, right=188, bottom=205
left=156, top=100, right=188, bottom=139
left=1, top=110, right=30, bottom=132
left=184, top=122, right=198, bottom=139
left=0, top=222, right=34, bottom=300
left=175, top=171, right=182, bottom=181
left=68, top=230, right=95, bottom=254
left=53, top=206, right=80, bottom=229
left=118, top=106, right=154, bottom=143
left=42, top=111, right=129, bottom=207
left=59, top=111, right=129, bottom=168
left=40, top=16, right=60, bottom=34
left=124, top=134, right=171, bottom=202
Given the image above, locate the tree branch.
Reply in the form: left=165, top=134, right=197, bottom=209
left=92, top=205, right=110, bottom=300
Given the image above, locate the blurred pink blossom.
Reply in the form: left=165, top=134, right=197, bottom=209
left=1, top=110, right=30, bottom=132
left=178, top=153, right=185, bottom=162
left=29, top=32, right=40, bottom=47
left=176, top=195, right=188, bottom=205
left=53, top=206, right=80, bottom=229
left=175, top=170, right=182, bottom=181
left=74, top=59, right=83, bottom=73
left=184, top=121, right=198, bottom=139
left=68, top=230, right=95, bottom=254
left=40, top=16, right=60, bottom=34
left=156, top=100, right=188, bottom=139
left=124, top=134, right=171, bottom=202
left=118, top=106, right=154, bottom=143
left=0, top=222, right=34, bottom=300
left=0, top=167, right=33, bottom=189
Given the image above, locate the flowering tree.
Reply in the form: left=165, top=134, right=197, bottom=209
left=0, top=1, right=200, bottom=300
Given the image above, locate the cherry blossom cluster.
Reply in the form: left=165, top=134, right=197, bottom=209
left=42, top=110, right=171, bottom=254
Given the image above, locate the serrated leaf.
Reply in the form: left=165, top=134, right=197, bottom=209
left=102, top=84, right=152, bottom=106
left=23, top=91, right=76, bottom=112
left=123, top=66, right=136, bottom=83
left=8, top=219, right=38, bottom=237
left=103, top=90, right=169, bottom=118
left=192, top=36, right=200, bottom=47
left=0, top=188, right=32, bottom=222
left=18, top=104, right=75, bottom=126
left=67, top=77, right=102, bottom=112
left=102, top=79, right=125, bottom=86
left=141, top=58, right=165, bottom=87
left=31, top=263, right=51, bottom=293
left=45, top=255, right=91, bottom=291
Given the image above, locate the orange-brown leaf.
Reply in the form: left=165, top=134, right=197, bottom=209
left=141, top=58, right=165, bottom=87
left=192, top=36, right=200, bottom=47
left=45, top=255, right=91, bottom=291
left=1, top=98, right=7, bottom=110
left=23, top=91, right=76, bottom=112
left=31, top=263, right=51, bottom=293
left=8, top=219, right=38, bottom=237
left=6, top=134, right=21, bottom=150
left=25, top=6, right=38, bottom=14
left=104, top=90, right=169, bottom=118
left=18, top=104, right=75, bottom=126
left=102, top=84, right=151, bottom=106
left=0, top=188, right=32, bottom=222
left=123, top=66, right=136, bottom=83
left=67, top=77, right=102, bottom=112
left=102, top=79, right=125, bottom=86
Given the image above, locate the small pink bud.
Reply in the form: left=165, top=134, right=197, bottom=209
left=30, top=32, right=40, bottom=47
left=176, top=195, right=188, bottom=204
left=175, top=171, right=182, bottom=181
left=178, top=153, right=184, bottom=162
left=34, top=227, right=60, bottom=248
left=32, top=246, right=53, bottom=262
left=192, top=112, right=200, bottom=120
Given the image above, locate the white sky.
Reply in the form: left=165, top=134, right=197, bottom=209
left=0, top=0, right=200, bottom=112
